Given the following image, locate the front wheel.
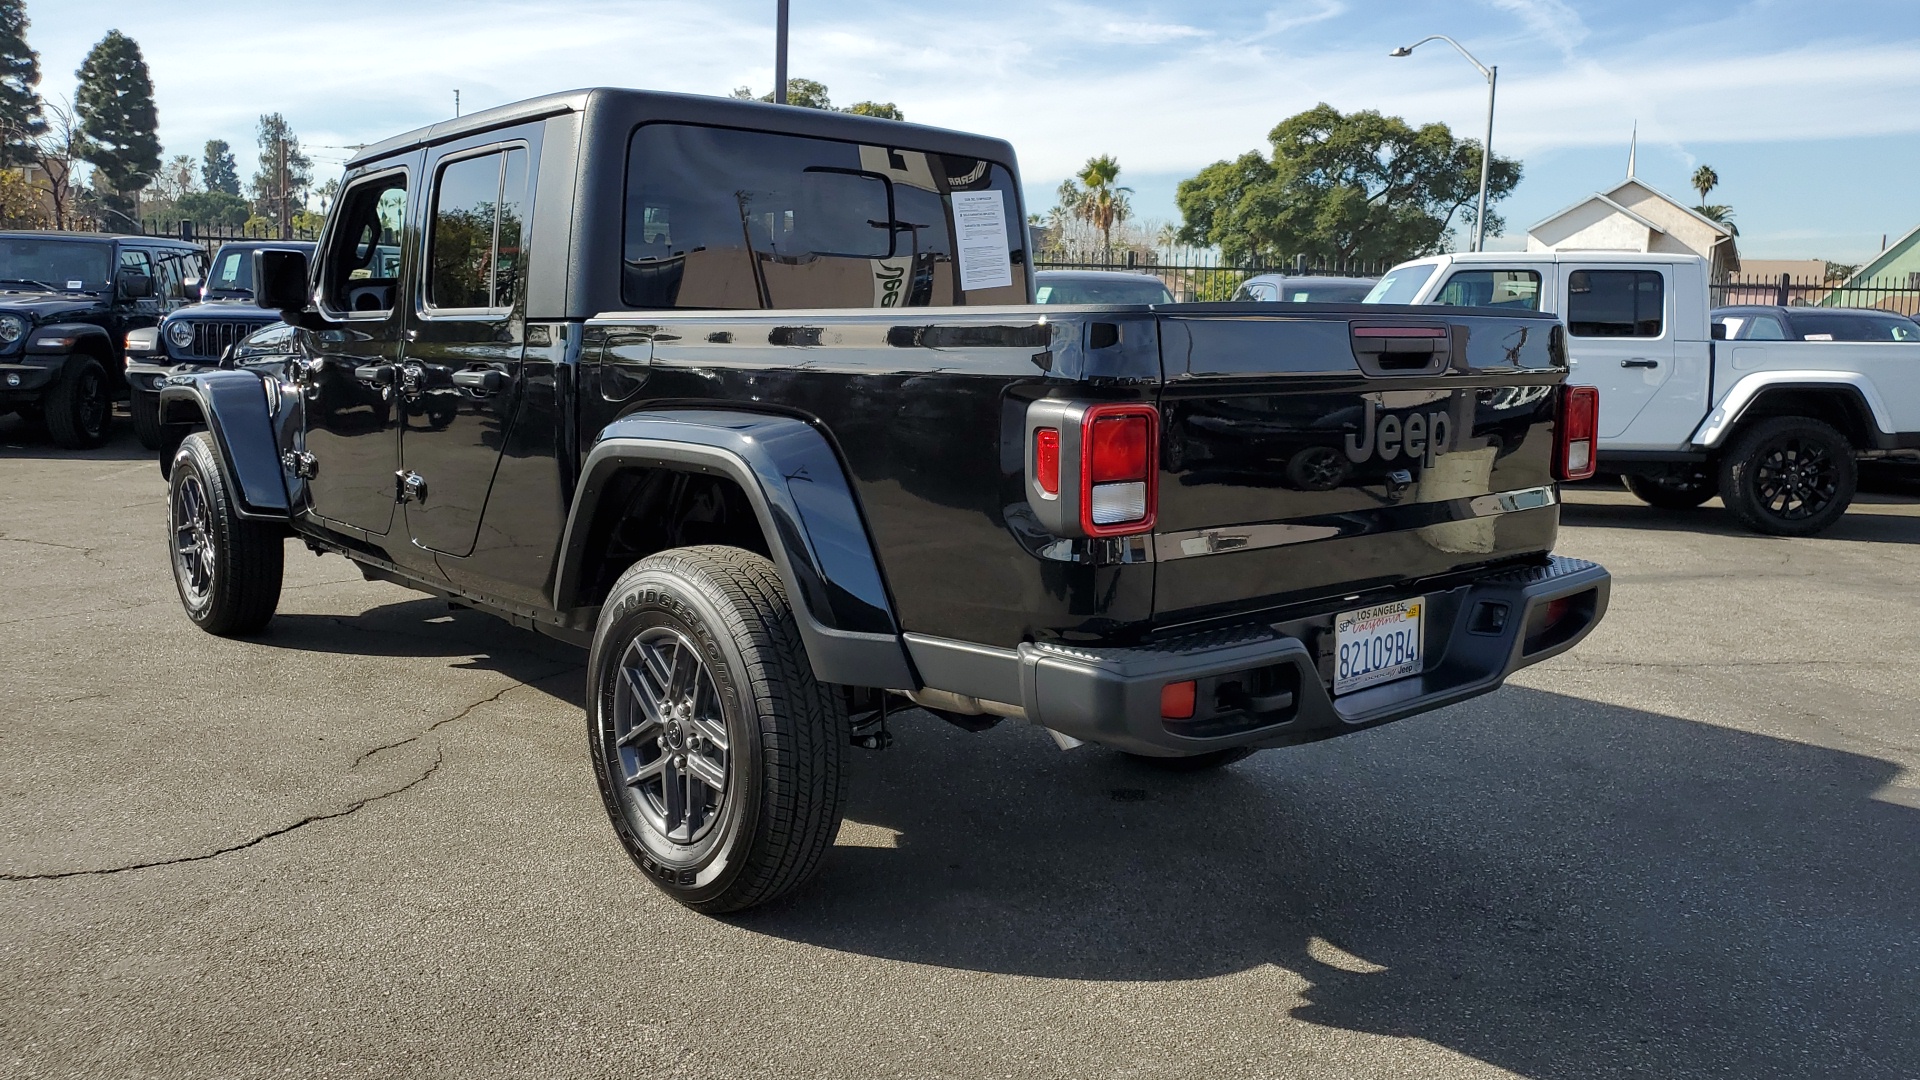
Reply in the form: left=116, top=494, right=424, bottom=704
left=588, top=546, right=848, bottom=914
left=168, top=432, right=284, bottom=634
left=1622, top=473, right=1714, bottom=510
left=1718, top=416, right=1857, bottom=536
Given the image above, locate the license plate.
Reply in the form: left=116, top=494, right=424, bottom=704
left=1334, top=597, right=1424, bottom=695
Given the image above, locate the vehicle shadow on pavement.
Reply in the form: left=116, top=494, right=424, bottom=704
left=0, top=412, right=154, bottom=462
left=743, top=689, right=1919, bottom=1079
left=1561, top=499, right=1920, bottom=545
left=255, top=599, right=585, bottom=691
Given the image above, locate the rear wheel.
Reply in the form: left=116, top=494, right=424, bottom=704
left=131, top=391, right=165, bottom=451
left=1718, top=416, right=1857, bottom=536
left=1622, top=473, right=1713, bottom=509
left=168, top=432, right=284, bottom=634
left=588, top=546, right=848, bottom=914
left=44, top=356, right=111, bottom=449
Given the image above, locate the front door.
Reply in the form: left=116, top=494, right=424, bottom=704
left=398, top=144, right=531, bottom=557
left=299, top=164, right=415, bottom=538
left=1560, top=265, right=1677, bottom=443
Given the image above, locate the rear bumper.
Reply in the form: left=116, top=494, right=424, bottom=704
left=938, top=556, right=1609, bottom=757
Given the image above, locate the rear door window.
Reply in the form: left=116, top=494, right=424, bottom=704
left=1433, top=269, right=1542, bottom=310
left=622, top=123, right=1027, bottom=309
left=426, top=147, right=528, bottom=311
left=1566, top=269, right=1664, bottom=337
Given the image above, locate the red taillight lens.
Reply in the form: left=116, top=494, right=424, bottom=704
left=1161, top=680, right=1196, bottom=720
left=1557, top=385, right=1599, bottom=481
left=1034, top=428, right=1060, bottom=497
left=1088, top=414, right=1149, bottom=483
left=1080, top=404, right=1158, bottom=536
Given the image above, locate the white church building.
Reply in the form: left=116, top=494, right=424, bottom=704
left=1525, top=147, right=1740, bottom=280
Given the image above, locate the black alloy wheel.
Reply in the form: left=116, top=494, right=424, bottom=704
left=1718, top=416, right=1857, bottom=537
left=44, top=356, right=111, bottom=449
left=167, top=432, right=285, bottom=634
left=588, top=546, right=848, bottom=914
left=1622, top=473, right=1714, bottom=510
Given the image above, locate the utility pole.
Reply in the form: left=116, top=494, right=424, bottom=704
left=277, top=134, right=290, bottom=240
left=774, top=0, right=789, bottom=104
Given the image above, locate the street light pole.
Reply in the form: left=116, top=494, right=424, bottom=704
left=774, top=0, right=789, bottom=105
left=1391, top=35, right=1497, bottom=252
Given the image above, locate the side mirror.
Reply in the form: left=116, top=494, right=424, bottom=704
left=1710, top=322, right=1728, bottom=340
left=181, top=277, right=203, bottom=301
left=117, top=270, right=154, bottom=299
left=253, top=247, right=313, bottom=322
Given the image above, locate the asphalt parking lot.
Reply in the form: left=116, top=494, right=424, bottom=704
left=3, top=416, right=1918, bottom=1080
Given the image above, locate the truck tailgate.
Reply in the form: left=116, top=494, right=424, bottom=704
left=1153, top=305, right=1566, bottom=628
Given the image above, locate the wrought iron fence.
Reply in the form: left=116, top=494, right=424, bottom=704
left=1710, top=273, right=1920, bottom=316
left=1033, top=245, right=1395, bottom=302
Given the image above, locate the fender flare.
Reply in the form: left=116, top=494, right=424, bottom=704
left=156, top=370, right=291, bottom=520
left=1691, top=371, right=1894, bottom=449
left=23, top=322, right=115, bottom=359
left=556, top=409, right=914, bottom=689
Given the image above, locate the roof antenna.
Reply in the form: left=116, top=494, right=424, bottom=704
left=1626, top=121, right=1637, bottom=179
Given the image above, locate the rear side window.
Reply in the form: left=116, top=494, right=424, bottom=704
left=1748, top=315, right=1787, bottom=340
left=1567, top=270, right=1664, bottom=337
left=427, top=147, right=529, bottom=311
left=622, top=123, right=1027, bottom=309
left=1433, top=269, right=1541, bottom=310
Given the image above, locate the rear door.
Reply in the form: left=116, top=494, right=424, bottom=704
left=398, top=138, right=533, bottom=558
left=1559, top=264, right=1676, bottom=443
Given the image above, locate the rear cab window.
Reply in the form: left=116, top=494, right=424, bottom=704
left=621, top=124, right=1028, bottom=309
left=1566, top=269, right=1665, bottom=337
left=1433, top=269, right=1542, bottom=310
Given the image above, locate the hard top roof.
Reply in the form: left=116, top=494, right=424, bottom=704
left=0, top=230, right=199, bottom=248
left=349, top=86, right=1018, bottom=170
left=1034, top=269, right=1166, bottom=281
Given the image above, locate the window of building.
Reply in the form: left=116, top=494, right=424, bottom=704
left=1434, top=269, right=1542, bottom=310
left=1566, top=269, right=1664, bottom=337
left=622, top=123, right=1026, bottom=309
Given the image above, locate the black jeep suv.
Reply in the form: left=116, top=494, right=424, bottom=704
left=125, top=240, right=315, bottom=450
left=0, top=231, right=205, bottom=448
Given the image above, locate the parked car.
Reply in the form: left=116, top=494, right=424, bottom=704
left=124, top=240, right=317, bottom=454
left=1368, top=250, right=1920, bottom=535
left=0, top=231, right=204, bottom=447
left=1033, top=269, right=1172, bottom=304
left=159, top=87, right=1608, bottom=914
left=1712, top=305, right=1920, bottom=342
left=1231, top=274, right=1378, bottom=303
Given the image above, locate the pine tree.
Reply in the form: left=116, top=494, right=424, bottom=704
left=0, top=0, right=43, bottom=165
left=248, top=113, right=311, bottom=232
left=74, top=29, right=161, bottom=218
left=202, top=138, right=240, bottom=195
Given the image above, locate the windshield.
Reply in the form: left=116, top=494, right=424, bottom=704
left=0, top=237, right=113, bottom=291
left=1035, top=276, right=1173, bottom=305
left=1362, top=262, right=1437, bottom=305
left=1787, top=311, right=1920, bottom=342
left=1280, top=281, right=1376, bottom=303
left=206, top=247, right=254, bottom=294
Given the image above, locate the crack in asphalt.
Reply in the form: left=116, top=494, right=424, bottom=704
left=0, top=748, right=444, bottom=883
left=0, top=534, right=109, bottom=569
left=352, top=666, right=580, bottom=767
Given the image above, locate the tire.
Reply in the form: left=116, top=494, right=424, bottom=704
left=1622, top=472, right=1714, bottom=510
left=168, top=431, right=284, bottom=635
left=131, top=391, right=165, bottom=451
left=44, top=356, right=112, bottom=449
left=1717, top=416, right=1857, bottom=537
left=588, top=545, right=849, bottom=914
left=1122, top=747, right=1258, bottom=772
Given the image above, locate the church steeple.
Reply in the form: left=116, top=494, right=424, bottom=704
left=1627, top=121, right=1637, bottom=179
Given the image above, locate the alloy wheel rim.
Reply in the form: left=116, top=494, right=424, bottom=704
left=172, top=474, right=215, bottom=604
left=612, top=627, right=731, bottom=845
left=1752, top=436, right=1838, bottom=521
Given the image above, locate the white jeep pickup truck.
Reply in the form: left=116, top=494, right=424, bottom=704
left=1366, top=251, right=1920, bottom=535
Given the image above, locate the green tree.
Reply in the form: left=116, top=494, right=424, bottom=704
left=248, top=113, right=312, bottom=233
left=175, top=189, right=249, bottom=227
left=732, top=79, right=903, bottom=120
left=74, top=29, right=161, bottom=217
left=1691, top=164, right=1718, bottom=204
left=0, top=0, right=43, bottom=166
left=201, top=138, right=239, bottom=195
left=1056, top=154, right=1133, bottom=259
left=1693, top=203, right=1737, bottom=237
left=1176, top=103, right=1521, bottom=263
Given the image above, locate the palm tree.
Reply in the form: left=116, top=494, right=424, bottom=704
left=1070, top=154, right=1133, bottom=262
left=1693, top=203, right=1738, bottom=237
left=1692, top=165, right=1718, bottom=204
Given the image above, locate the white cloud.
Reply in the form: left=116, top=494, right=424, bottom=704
left=1485, top=0, right=1589, bottom=56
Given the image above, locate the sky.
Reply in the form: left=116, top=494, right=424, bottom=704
left=27, top=0, right=1920, bottom=262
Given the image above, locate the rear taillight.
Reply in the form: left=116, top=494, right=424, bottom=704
left=1557, top=385, right=1598, bottom=481
left=1024, top=400, right=1160, bottom=538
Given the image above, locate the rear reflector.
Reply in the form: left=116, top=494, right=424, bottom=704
left=1351, top=326, right=1447, bottom=338
left=1033, top=428, right=1060, bottom=497
left=1557, top=385, right=1599, bottom=481
left=1161, top=680, right=1196, bottom=720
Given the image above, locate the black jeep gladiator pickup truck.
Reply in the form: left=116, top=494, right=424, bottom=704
left=157, top=88, right=1610, bottom=913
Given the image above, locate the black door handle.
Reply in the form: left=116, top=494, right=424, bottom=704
left=1620, top=358, right=1659, bottom=368
left=451, top=368, right=506, bottom=393
left=353, top=363, right=397, bottom=385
